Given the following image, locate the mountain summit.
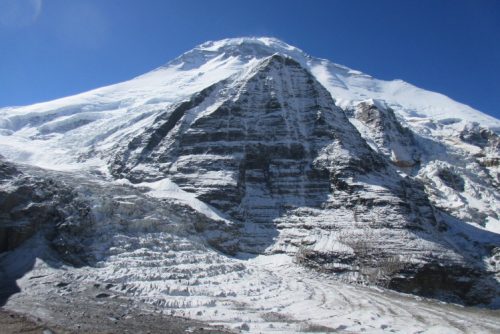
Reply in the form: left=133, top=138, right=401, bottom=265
left=1, top=37, right=499, bottom=332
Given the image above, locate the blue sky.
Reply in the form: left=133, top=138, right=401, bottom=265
left=0, top=0, right=499, bottom=119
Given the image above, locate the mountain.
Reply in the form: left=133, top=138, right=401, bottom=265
left=1, top=37, right=499, bottom=333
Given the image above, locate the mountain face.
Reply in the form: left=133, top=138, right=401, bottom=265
left=1, top=37, right=500, bottom=332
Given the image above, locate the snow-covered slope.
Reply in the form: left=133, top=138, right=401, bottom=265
left=1, top=37, right=500, bottom=333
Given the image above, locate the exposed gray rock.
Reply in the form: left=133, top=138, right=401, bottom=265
left=0, top=159, right=93, bottom=262
left=350, top=100, right=420, bottom=168
left=460, top=123, right=500, bottom=184
left=437, top=168, right=465, bottom=192
left=460, top=122, right=500, bottom=150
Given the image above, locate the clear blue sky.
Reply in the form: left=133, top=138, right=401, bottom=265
left=1, top=0, right=499, bottom=119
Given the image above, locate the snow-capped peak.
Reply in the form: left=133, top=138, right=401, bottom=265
left=158, top=37, right=500, bottom=132
left=162, top=36, right=309, bottom=72
left=198, top=36, right=300, bottom=53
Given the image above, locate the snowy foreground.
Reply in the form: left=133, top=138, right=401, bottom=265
left=7, top=229, right=500, bottom=334
left=1, top=37, right=500, bottom=333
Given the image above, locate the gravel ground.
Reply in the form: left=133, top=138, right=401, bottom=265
left=0, top=308, right=70, bottom=334
left=2, top=281, right=235, bottom=334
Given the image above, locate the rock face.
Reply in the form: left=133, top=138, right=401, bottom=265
left=348, top=100, right=420, bottom=168
left=0, top=38, right=499, bottom=309
left=110, top=55, right=381, bottom=228
left=0, top=158, right=94, bottom=263
left=460, top=123, right=500, bottom=182
left=460, top=122, right=500, bottom=150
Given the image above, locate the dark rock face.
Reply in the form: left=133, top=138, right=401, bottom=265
left=112, top=55, right=382, bottom=217
left=110, top=82, right=221, bottom=180
left=388, top=262, right=496, bottom=306
left=437, top=169, right=465, bottom=192
left=460, top=123, right=500, bottom=184
left=0, top=159, right=94, bottom=265
left=351, top=101, right=420, bottom=168
left=0, top=158, right=20, bottom=181
left=460, top=123, right=500, bottom=150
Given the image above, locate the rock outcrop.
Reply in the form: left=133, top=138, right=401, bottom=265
left=348, top=100, right=420, bottom=168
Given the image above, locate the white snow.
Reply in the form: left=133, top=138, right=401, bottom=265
left=116, top=178, right=232, bottom=224
left=7, top=246, right=500, bottom=334
left=309, top=62, right=500, bottom=131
